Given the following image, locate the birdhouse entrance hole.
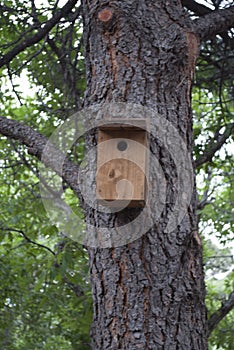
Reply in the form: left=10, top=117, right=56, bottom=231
left=96, top=122, right=148, bottom=208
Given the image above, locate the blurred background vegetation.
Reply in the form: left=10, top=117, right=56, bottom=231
left=0, top=0, right=233, bottom=349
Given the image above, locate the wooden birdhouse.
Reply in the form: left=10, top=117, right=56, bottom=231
left=96, top=122, right=148, bottom=208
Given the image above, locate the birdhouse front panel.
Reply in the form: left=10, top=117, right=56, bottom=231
left=96, top=126, right=148, bottom=207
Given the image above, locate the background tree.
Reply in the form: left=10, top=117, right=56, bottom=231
left=0, top=0, right=233, bottom=349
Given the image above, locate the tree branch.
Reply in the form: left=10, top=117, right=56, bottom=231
left=208, top=291, right=234, bottom=336
left=182, top=0, right=211, bottom=16
left=197, top=168, right=214, bottom=210
left=195, top=123, right=234, bottom=168
left=2, top=227, right=85, bottom=297
left=0, top=116, right=80, bottom=195
left=182, top=0, right=233, bottom=47
left=1, top=227, right=55, bottom=255
left=194, top=5, right=234, bottom=41
left=0, top=0, right=78, bottom=68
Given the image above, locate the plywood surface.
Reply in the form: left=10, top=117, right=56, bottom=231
left=96, top=128, right=148, bottom=207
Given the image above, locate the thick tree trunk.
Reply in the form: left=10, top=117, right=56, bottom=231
left=81, top=0, right=208, bottom=349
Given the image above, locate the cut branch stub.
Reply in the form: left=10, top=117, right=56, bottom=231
left=97, top=7, right=116, bottom=33
left=98, top=8, right=113, bottom=22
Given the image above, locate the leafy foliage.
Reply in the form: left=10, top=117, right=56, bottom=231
left=193, top=32, right=234, bottom=349
left=0, top=0, right=233, bottom=348
left=206, top=269, right=234, bottom=350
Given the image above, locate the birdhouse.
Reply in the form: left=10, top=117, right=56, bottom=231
left=96, top=122, right=148, bottom=208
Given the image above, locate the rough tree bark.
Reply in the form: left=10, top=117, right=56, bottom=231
left=82, top=1, right=207, bottom=349
left=0, top=1, right=233, bottom=349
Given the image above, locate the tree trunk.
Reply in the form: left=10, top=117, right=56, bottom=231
left=81, top=0, right=208, bottom=349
